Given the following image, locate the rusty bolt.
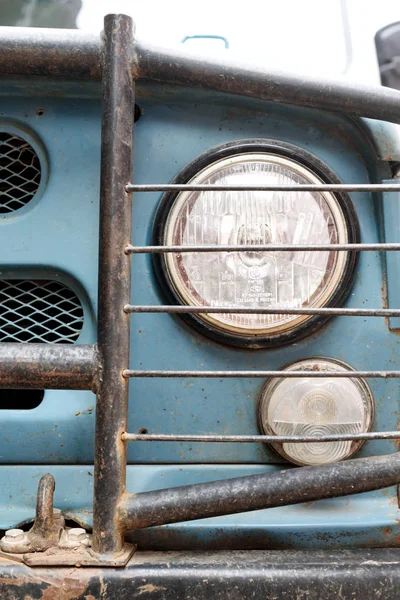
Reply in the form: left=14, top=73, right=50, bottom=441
left=58, top=526, right=91, bottom=550
left=4, top=529, right=25, bottom=542
left=67, top=528, right=88, bottom=543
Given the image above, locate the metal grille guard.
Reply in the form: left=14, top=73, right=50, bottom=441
left=1, top=13, right=400, bottom=565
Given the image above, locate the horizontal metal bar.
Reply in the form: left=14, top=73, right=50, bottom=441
left=123, top=370, right=400, bottom=379
left=122, top=431, right=400, bottom=443
left=3, top=25, right=400, bottom=125
left=126, top=183, right=400, bottom=193
left=126, top=243, right=400, bottom=254
left=0, top=27, right=101, bottom=79
left=136, top=40, right=400, bottom=124
left=119, top=453, right=400, bottom=530
left=6, top=552, right=400, bottom=598
left=0, top=343, right=98, bottom=390
left=125, top=305, right=400, bottom=317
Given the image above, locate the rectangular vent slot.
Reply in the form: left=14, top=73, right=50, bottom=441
left=0, top=279, right=84, bottom=343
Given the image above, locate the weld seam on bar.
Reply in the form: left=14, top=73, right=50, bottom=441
left=126, top=183, right=400, bottom=192
left=126, top=243, right=400, bottom=254
left=124, top=305, right=400, bottom=317
left=123, top=370, right=400, bottom=378
left=122, top=431, right=400, bottom=443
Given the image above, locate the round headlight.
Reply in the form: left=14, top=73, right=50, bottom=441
left=257, top=357, right=375, bottom=466
left=154, top=140, right=358, bottom=348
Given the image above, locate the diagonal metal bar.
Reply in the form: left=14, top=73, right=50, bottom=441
left=119, top=453, right=400, bottom=531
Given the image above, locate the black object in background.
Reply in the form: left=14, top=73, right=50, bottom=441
left=376, top=21, right=400, bottom=90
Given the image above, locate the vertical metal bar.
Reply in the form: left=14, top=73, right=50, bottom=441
left=92, top=13, right=134, bottom=557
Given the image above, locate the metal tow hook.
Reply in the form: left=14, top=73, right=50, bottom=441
left=0, top=473, right=91, bottom=555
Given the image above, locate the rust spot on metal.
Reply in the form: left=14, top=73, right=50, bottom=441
left=311, top=364, right=322, bottom=371
left=75, top=407, right=93, bottom=417
left=395, top=419, right=400, bottom=451
left=40, top=577, right=90, bottom=600
left=390, top=531, right=400, bottom=546
left=137, top=583, right=168, bottom=594
left=0, top=343, right=98, bottom=391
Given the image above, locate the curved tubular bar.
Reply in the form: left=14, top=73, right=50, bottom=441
left=135, top=41, right=400, bottom=123
left=0, top=25, right=399, bottom=122
left=120, top=453, right=400, bottom=530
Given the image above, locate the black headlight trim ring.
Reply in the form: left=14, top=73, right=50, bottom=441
left=152, top=139, right=360, bottom=349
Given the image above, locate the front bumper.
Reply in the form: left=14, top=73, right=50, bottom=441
left=2, top=549, right=400, bottom=599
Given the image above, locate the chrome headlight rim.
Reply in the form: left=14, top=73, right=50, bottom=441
left=256, top=356, right=375, bottom=466
left=152, top=139, right=359, bottom=349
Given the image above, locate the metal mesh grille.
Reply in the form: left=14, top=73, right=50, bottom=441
left=0, top=132, right=41, bottom=213
left=0, top=280, right=84, bottom=343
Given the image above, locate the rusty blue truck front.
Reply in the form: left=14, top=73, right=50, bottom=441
left=0, top=13, right=400, bottom=599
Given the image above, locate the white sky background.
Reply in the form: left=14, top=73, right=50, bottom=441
left=77, top=0, right=400, bottom=84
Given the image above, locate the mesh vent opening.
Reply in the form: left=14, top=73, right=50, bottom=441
left=0, top=280, right=84, bottom=343
left=0, top=132, right=41, bottom=213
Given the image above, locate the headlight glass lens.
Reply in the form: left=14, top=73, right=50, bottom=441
left=257, top=357, right=374, bottom=466
left=163, top=152, right=350, bottom=338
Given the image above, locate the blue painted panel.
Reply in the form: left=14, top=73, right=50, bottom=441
left=0, top=98, right=99, bottom=464
left=0, top=82, right=395, bottom=470
left=0, top=80, right=398, bottom=549
left=128, top=86, right=397, bottom=464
